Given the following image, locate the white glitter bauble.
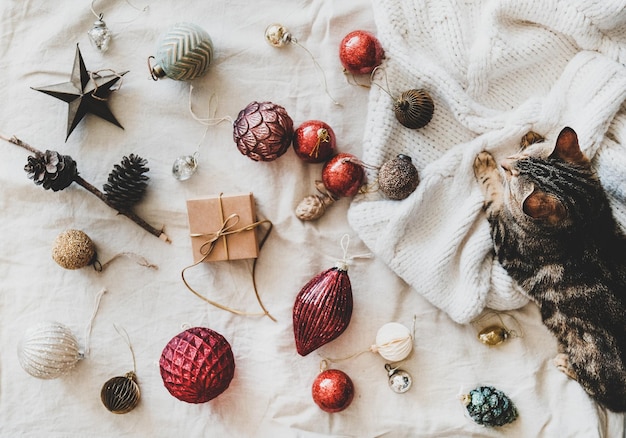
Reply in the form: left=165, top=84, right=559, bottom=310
left=17, top=321, right=82, bottom=379
left=371, top=322, right=413, bottom=362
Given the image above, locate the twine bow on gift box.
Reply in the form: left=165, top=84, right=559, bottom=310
left=181, top=194, right=276, bottom=322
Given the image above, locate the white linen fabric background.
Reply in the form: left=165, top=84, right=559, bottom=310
left=0, top=1, right=624, bottom=437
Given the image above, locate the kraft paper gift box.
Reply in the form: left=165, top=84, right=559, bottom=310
left=186, top=193, right=260, bottom=263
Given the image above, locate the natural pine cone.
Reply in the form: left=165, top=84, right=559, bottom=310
left=103, top=154, right=149, bottom=211
left=233, top=101, right=294, bottom=162
left=24, top=149, right=77, bottom=192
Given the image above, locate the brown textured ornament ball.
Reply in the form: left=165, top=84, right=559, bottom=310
left=51, top=229, right=96, bottom=269
left=101, top=372, right=141, bottom=414
left=378, top=154, right=419, bottom=200
left=312, top=368, right=355, bottom=413
left=233, top=101, right=294, bottom=162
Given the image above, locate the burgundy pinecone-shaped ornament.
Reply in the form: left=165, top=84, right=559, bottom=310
left=293, top=262, right=353, bottom=356
left=103, top=154, right=149, bottom=211
left=159, top=327, right=235, bottom=404
left=24, top=149, right=78, bottom=192
left=233, top=101, right=294, bottom=162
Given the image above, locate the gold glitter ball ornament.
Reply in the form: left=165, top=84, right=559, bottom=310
left=378, top=154, right=420, bottom=200
left=52, top=229, right=96, bottom=269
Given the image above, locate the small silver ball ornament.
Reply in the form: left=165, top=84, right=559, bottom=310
left=385, top=364, right=412, bottom=394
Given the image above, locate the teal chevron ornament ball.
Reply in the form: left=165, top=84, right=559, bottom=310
left=150, top=23, right=213, bottom=81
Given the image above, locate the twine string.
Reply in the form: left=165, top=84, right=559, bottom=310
left=95, top=252, right=158, bottom=272
left=113, top=324, right=137, bottom=374
left=291, top=40, right=340, bottom=106
left=82, top=288, right=107, bottom=357
left=89, top=69, right=125, bottom=101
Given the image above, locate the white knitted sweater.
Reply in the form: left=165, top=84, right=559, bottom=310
left=348, top=0, right=626, bottom=324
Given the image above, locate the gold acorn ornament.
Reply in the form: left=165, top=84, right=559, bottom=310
left=472, top=311, right=523, bottom=347
left=295, top=181, right=338, bottom=221
left=378, top=154, right=420, bottom=200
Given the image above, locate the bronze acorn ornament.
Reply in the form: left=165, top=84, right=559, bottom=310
left=101, top=372, right=141, bottom=414
left=393, top=89, right=434, bottom=129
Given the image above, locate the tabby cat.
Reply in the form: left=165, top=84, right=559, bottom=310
left=473, top=127, right=626, bottom=412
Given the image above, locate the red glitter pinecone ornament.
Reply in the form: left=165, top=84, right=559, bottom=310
left=292, top=262, right=353, bottom=356
left=159, top=327, right=235, bottom=404
left=233, top=101, right=294, bottom=162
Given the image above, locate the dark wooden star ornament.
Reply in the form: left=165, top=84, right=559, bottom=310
left=32, top=44, right=128, bottom=141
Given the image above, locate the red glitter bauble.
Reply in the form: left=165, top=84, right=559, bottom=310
left=293, top=120, right=337, bottom=163
left=159, top=327, right=235, bottom=404
left=322, top=153, right=365, bottom=198
left=293, top=266, right=353, bottom=356
left=339, top=30, right=384, bottom=75
left=233, top=101, right=294, bottom=162
left=312, top=369, right=355, bottom=413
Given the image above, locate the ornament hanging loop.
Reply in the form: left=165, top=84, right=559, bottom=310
left=264, top=23, right=340, bottom=106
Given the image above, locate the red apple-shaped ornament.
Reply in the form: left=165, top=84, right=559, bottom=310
left=293, top=120, right=337, bottom=163
left=233, top=101, right=294, bottom=162
left=159, top=327, right=235, bottom=404
left=312, top=367, right=355, bottom=413
left=322, top=153, right=365, bottom=198
left=339, top=30, right=384, bottom=75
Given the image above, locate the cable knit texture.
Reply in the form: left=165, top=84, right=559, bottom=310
left=348, top=0, right=626, bottom=324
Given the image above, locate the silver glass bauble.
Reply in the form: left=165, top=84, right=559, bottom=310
left=88, top=15, right=112, bottom=53
left=17, top=321, right=82, bottom=379
left=172, top=154, right=198, bottom=181
left=386, top=364, right=412, bottom=394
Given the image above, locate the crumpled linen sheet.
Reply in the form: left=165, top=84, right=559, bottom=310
left=0, top=1, right=623, bottom=437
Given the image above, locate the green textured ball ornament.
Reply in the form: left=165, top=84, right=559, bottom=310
left=150, top=22, right=214, bottom=81
left=462, top=385, right=518, bottom=427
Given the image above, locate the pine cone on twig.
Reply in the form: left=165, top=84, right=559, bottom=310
left=0, top=134, right=169, bottom=242
left=103, top=154, right=149, bottom=211
left=24, top=150, right=77, bottom=192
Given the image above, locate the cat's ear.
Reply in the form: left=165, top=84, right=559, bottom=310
left=551, top=127, right=586, bottom=164
left=523, top=190, right=566, bottom=224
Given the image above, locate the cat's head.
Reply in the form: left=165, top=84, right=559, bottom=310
left=500, top=127, right=596, bottom=227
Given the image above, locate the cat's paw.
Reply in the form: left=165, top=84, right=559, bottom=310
left=473, top=151, right=498, bottom=181
left=554, top=353, right=577, bottom=380
left=520, top=131, right=545, bottom=149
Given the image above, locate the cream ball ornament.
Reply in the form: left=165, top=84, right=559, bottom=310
left=370, top=322, right=413, bottom=362
left=17, top=321, right=83, bottom=379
